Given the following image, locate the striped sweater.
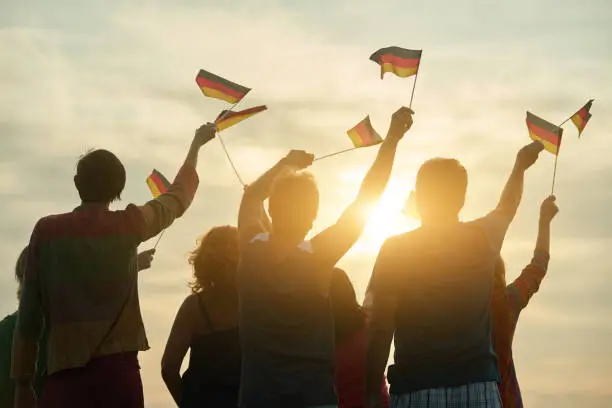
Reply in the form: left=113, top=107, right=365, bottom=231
left=491, top=249, right=549, bottom=408
left=12, top=164, right=198, bottom=379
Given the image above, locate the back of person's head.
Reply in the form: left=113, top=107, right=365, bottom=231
left=268, top=171, right=319, bottom=241
left=189, top=226, right=239, bottom=294
left=330, top=268, right=365, bottom=344
left=415, top=158, right=467, bottom=222
left=15, top=245, right=28, bottom=299
left=74, top=149, right=126, bottom=204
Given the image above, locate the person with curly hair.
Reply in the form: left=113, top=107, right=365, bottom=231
left=162, top=226, right=241, bottom=408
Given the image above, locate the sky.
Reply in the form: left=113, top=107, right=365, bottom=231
left=1, top=0, right=611, bottom=407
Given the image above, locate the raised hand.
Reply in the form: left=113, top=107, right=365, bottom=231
left=539, top=195, right=559, bottom=225
left=516, top=140, right=544, bottom=171
left=388, top=106, right=414, bottom=140
left=193, top=123, right=217, bottom=147
left=137, top=249, right=156, bottom=271
left=283, top=150, right=314, bottom=170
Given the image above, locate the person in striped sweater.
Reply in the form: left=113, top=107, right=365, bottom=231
left=491, top=195, right=559, bottom=408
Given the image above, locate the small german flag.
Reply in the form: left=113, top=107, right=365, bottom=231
left=369, top=47, right=422, bottom=79
left=526, top=112, right=563, bottom=155
left=215, top=105, right=267, bottom=132
left=570, top=99, right=594, bottom=137
left=196, top=70, right=250, bottom=104
left=347, top=116, right=383, bottom=148
left=146, top=169, right=171, bottom=198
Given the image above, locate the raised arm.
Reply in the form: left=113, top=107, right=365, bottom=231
left=12, top=231, right=43, bottom=408
left=507, top=195, right=558, bottom=314
left=238, top=150, right=313, bottom=245
left=365, top=238, right=400, bottom=408
left=478, top=140, right=545, bottom=252
left=137, top=123, right=216, bottom=242
left=311, top=107, right=413, bottom=264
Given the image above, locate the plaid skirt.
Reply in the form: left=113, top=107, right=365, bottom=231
left=391, top=382, right=502, bottom=408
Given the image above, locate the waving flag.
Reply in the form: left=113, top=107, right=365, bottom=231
left=347, top=116, right=383, bottom=148
left=526, top=112, right=563, bottom=155
left=196, top=70, right=250, bottom=104
left=146, top=169, right=171, bottom=198
left=215, top=105, right=267, bottom=132
left=369, top=47, right=422, bottom=79
left=570, top=99, right=594, bottom=137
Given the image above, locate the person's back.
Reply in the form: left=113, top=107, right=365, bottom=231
left=12, top=124, right=216, bottom=408
left=365, top=141, right=545, bottom=408
left=238, top=108, right=413, bottom=407
left=162, top=226, right=241, bottom=408
left=383, top=222, right=500, bottom=391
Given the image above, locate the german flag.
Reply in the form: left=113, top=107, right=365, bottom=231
left=369, top=47, right=422, bottom=79
left=570, top=99, right=594, bottom=137
left=526, top=112, right=563, bottom=155
left=215, top=105, right=267, bottom=132
left=347, top=116, right=383, bottom=148
left=195, top=70, right=250, bottom=104
left=146, top=169, right=171, bottom=198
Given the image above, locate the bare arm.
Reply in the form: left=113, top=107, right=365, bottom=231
left=161, top=297, right=194, bottom=407
left=366, top=239, right=399, bottom=408
left=137, top=124, right=216, bottom=242
left=238, top=151, right=313, bottom=245
left=507, top=195, right=558, bottom=314
left=311, top=107, right=413, bottom=265
left=479, top=141, right=545, bottom=252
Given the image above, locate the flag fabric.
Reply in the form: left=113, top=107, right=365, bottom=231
left=195, top=69, right=251, bottom=104
left=526, top=111, right=563, bottom=155
left=570, top=99, right=594, bottom=137
left=146, top=169, right=171, bottom=198
left=215, top=105, right=267, bottom=132
left=347, top=116, right=383, bottom=148
left=369, top=47, right=422, bottom=79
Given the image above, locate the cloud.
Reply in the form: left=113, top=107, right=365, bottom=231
left=1, top=0, right=611, bottom=407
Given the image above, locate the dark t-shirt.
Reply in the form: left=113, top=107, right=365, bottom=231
left=0, top=312, right=46, bottom=407
left=369, top=213, right=512, bottom=393
left=237, top=233, right=337, bottom=408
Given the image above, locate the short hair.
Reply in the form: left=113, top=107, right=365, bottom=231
left=188, top=226, right=239, bottom=294
left=415, top=158, right=468, bottom=216
left=75, top=149, right=126, bottom=203
left=269, top=171, right=319, bottom=231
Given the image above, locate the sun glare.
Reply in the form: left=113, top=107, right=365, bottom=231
left=353, top=185, right=420, bottom=254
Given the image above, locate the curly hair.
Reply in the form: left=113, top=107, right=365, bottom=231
left=188, top=226, right=239, bottom=294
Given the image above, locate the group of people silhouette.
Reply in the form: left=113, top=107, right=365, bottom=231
left=1, top=106, right=559, bottom=408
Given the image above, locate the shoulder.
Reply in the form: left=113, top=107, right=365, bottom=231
left=30, top=212, right=73, bottom=241
left=0, top=313, right=17, bottom=331
left=381, top=229, right=423, bottom=253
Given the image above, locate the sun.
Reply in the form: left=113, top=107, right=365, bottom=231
left=353, top=184, right=420, bottom=254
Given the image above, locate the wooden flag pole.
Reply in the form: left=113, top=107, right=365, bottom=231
left=314, top=147, right=360, bottom=162
left=153, top=229, right=166, bottom=250
left=408, top=51, right=422, bottom=108
left=216, top=101, right=246, bottom=187
left=550, top=113, right=573, bottom=195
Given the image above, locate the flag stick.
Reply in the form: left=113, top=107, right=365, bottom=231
left=550, top=154, right=559, bottom=194
left=314, top=147, right=360, bottom=162
left=408, top=51, right=422, bottom=108
left=216, top=100, right=246, bottom=187
left=153, top=229, right=166, bottom=250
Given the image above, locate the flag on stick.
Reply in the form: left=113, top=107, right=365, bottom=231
left=146, top=169, right=171, bottom=198
left=195, top=69, right=250, bottom=103
left=215, top=105, right=267, bottom=132
left=347, top=116, right=383, bottom=148
left=526, top=112, right=563, bottom=155
left=570, top=99, right=594, bottom=137
left=369, top=47, right=422, bottom=79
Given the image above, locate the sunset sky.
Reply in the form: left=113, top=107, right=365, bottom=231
left=1, top=1, right=611, bottom=407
